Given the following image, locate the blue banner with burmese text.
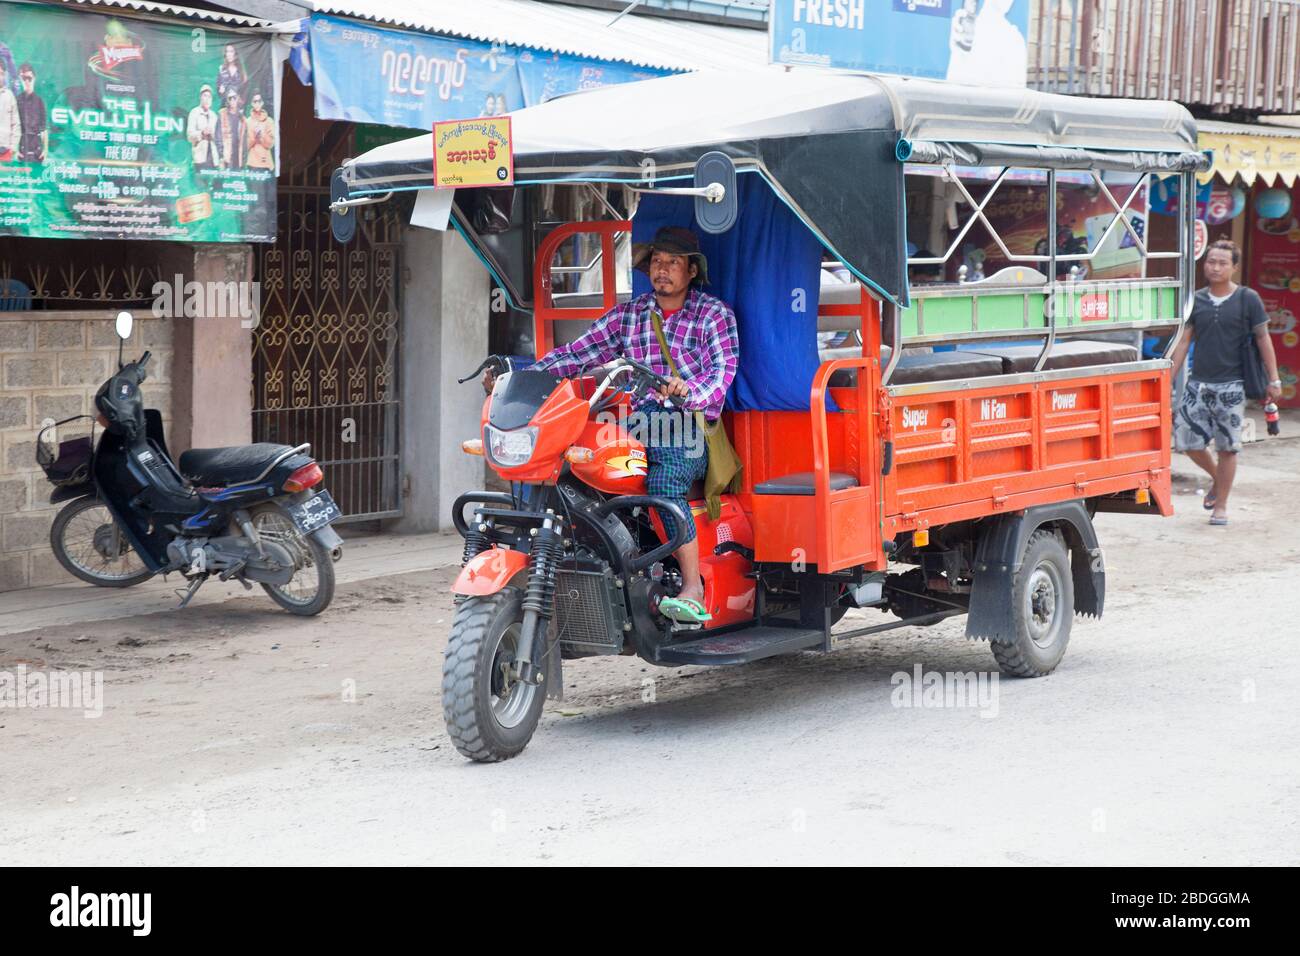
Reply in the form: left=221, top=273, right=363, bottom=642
left=306, top=14, right=673, bottom=131
left=308, top=15, right=524, bottom=128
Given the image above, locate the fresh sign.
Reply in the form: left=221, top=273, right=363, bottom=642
left=770, top=0, right=1029, bottom=87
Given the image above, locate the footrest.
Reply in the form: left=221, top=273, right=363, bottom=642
left=655, top=626, right=824, bottom=666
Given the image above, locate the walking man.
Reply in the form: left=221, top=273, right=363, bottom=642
left=1169, top=240, right=1281, bottom=525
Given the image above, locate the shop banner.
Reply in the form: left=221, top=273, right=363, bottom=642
left=515, top=51, right=669, bottom=106
left=0, top=4, right=278, bottom=242
left=308, top=15, right=524, bottom=129
left=770, top=0, right=1028, bottom=88
left=1248, top=182, right=1300, bottom=407
left=1199, top=129, right=1300, bottom=187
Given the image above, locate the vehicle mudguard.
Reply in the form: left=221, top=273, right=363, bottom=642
left=310, top=524, right=344, bottom=553
left=965, top=500, right=1105, bottom=643
left=49, top=483, right=93, bottom=505
left=452, top=547, right=529, bottom=596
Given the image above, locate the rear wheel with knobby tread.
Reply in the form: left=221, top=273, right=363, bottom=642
left=990, top=528, right=1073, bottom=678
left=442, top=588, right=544, bottom=763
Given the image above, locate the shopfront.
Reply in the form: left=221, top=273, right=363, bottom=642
left=0, top=0, right=277, bottom=590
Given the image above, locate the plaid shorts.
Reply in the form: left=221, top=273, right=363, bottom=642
left=643, top=412, right=709, bottom=544
left=1175, top=379, right=1246, bottom=453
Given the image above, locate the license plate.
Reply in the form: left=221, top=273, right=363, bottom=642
left=286, top=490, right=341, bottom=534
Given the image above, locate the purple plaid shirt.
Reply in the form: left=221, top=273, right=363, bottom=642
left=534, top=288, right=739, bottom=420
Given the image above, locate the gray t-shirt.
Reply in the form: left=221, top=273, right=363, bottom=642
left=1188, top=286, right=1269, bottom=384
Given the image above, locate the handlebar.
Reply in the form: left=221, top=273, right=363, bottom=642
left=457, top=354, right=511, bottom=384
left=588, top=357, right=686, bottom=410
left=461, top=353, right=687, bottom=410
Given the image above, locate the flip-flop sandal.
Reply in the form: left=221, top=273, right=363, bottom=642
left=1209, top=515, right=1229, bottom=526
left=1203, top=489, right=1218, bottom=510
left=658, top=596, right=712, bottom=624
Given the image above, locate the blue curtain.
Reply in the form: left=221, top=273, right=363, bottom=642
left=631, top=173, right=833, bottom=412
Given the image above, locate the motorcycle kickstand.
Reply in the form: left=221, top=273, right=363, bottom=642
left=175, top=574, right=208, bottom=609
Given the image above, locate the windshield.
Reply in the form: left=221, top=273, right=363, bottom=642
left=488, top=368, right=561, bottom=431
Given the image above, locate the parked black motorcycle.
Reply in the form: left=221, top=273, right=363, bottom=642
left=35, top=311, right=343, bottom=615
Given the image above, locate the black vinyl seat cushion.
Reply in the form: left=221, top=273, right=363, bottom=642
left=886, top=346, right=1005, bottom=384
left=974, top=340, right=1139, bottom=373
left=179, top=443, right=294, bottom=485
left=826, top=341, right=1138, bottom=386
left=827, top=345, right=1003, bottom=387
left=753, top=471, right=857, bottom=496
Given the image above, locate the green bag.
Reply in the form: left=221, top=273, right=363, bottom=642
left=650, top=310, right=743, bottom=521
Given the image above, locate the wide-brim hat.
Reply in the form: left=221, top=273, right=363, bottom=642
left=632, top=226, right=708, bottom=286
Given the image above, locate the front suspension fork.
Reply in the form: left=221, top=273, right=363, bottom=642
left=512, top=509, right=564, bottom=685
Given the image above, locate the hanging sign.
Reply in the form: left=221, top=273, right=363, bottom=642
left=432, top=117, right=512, bottom=189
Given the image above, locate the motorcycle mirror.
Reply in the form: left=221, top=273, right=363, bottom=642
left=330, top=168, right=357, bottom=244
left=114, top=310, right=134, bottom=370
left=693, top=151, right=737, bottom=235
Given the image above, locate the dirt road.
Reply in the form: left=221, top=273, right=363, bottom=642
left=3, top=440, right=1298, bottom=865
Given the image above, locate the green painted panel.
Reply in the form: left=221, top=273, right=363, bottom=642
left=904, top=296, right=971, bottom=335
left=975, top=294, right=1028, bottom=331
left=904, top=284, right=1175, bottom=339
left=1027, top=293, right=1046, bottom=328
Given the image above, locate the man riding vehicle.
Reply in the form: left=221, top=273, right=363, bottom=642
left=485, top=226, right=739, bottom=624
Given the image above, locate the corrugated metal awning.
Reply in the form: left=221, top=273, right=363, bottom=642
left=301, top=0, right=768, bottom=71
left=1198, top=120, right=1300, bottom=187
left=56, top=0, right=274, bottom=27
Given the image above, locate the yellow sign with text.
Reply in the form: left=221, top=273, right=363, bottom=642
left=432, top=117, right=514, bottom=189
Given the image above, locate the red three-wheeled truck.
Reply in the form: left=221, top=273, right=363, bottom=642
left=338, top=71, right=1206, bottom=761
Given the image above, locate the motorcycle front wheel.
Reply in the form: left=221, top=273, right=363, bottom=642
left=49, top=496, right=153, bottom=588
left=250, top=507, right=335, bottom=616
left=442, top=587, right=545, bottom=762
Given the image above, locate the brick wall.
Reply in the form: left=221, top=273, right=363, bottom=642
left=0, top=312, right=173, bottom=592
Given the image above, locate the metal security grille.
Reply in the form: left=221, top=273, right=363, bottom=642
left=252, top=159, right=402, bottom=522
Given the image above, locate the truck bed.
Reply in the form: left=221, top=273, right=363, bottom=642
left=735, top=354, right=1171, bottom=573
left=883, top=361, right=1171, bottom=535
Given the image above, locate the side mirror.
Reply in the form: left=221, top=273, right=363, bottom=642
left=693, top=151, right=737, bottom=235
left=330, top=168, right=356, bottom=243
left=115, top=311, right=134, bottom=340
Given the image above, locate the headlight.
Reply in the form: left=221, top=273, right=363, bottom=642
left=484, top=424, right=537, bottom=466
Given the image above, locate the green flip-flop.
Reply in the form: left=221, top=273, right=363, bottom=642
left=658, top=596, right=712, bottom=624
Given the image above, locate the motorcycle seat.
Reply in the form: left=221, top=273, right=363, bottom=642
left=179, top=443, right=296, bottom=486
